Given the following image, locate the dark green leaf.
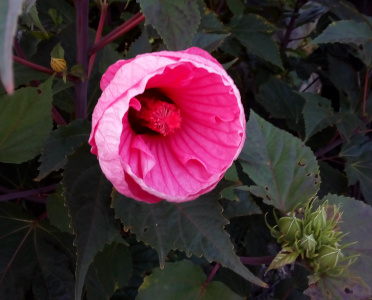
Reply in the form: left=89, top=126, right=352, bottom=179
left=339, top=135, right=372, bottom=204
left=220, top=188, right=262, bottom=219
left=301, top=93, right=337, bottom=141
left=0, top=0, right=24, bottom=93
left=37, top=118, right=91, bottom=180
left=62, top=143, right=118, bottom=300
left=138, top=0, right=200, bottom=50
left=0, top=76, right=53, bottom=163
left=0, top=202, right=75, bottom=300
left=137, top=260, right=244, bottom=300
left=239, top=110, right=320, bottom=212
left=256, top=76, right=305, bottom=131
left=192, top=32, right=230, bottom=53
left=318, top=161, right=348, bottom=199
left=112, top=190, right=267, bottom=288
left=304, top=274, right=370, bottom=300
left=46, top=184, right=73, bottom=234
left=226, top=0, right=245, bottom=16
left=229, top=15, right=283, bottom=68
left=126, top=28, right=151, bottom=59
left=198, top=1, right=226, bottom=33
left=312, top=20, right=372, bottom=46
left=86, top=241, right=133, bottom=300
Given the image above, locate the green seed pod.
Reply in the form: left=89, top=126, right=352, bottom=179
left=278, top=216, right=303, bottom=243
left=316, top=245, right=344, bottom=272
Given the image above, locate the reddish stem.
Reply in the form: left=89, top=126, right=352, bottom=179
left=88, top=0, right=109, bottom=77
left=363, top=67, right=370, bottom=117
left=240, top=255, right=276, bottom=265
left=0, top=184, right=58, bottom=202
left=89, top=12, right=145, bottom=55
left=280, top=0, right=304, bottom=52
left=205, top=263, right=220, bottom=284
left=75, top=0, right=90, bottom=119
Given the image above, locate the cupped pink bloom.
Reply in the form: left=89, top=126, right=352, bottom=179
left=89, top=47, right=245, bottom=203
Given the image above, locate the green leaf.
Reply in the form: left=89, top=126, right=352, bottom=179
left=86, top=241, right=132, bottom=300
left=316, top=194, right=372, bottom=290
left=0, top=0, right=24, bottom=93
left=312, top=20, right=372, bottom=46
left=301, top=93, right=337, bottom=141
left=256, top=76, right=305, bottom=131
left=138, top=0, right=200, bottom=50
left=229, top=15, right=283, bottom=68
left=0, top=76, right=53, bottom=163
left=239, top=110, right=320, bottom=213
left=0, top=202, right=75, bottom=300
left=267, top=247, right=300, bottom=273
left=192, top=32, right=230, bottom=53
left=137, top=260, right=244, bottom=300
left=62, top=143, right=118, bottom=300
left=46, top=184, right=73, bottom=234
left=339, top=135, right=372, bottom=204
left=37, top=118, right=91, bottom=180
left=112, top=189, right=267, bottom=288
left=23, top=4, right=48, bottom=37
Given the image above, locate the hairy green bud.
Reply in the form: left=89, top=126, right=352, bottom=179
left=277, top=216, right=303, bottom=243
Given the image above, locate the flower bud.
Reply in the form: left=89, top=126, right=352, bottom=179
left=50, top=57, right=67, bottom=73
left=316, top=245, right=344, bottom=271
left=311, top=207, right=327, bottom=231
left=299, top=233, right=317, bottom=253
left=278, top=216, right=303, bottom=242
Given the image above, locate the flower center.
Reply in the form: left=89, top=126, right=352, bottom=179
left=129, top=91, right=182, bottom=136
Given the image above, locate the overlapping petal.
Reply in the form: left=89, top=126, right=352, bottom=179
left=89, top=47, right=245, bottom=203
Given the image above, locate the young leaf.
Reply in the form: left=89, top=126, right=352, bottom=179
left=0, top=76, right=53, bottom=163
left=266, top=247, right=300, bottom=273
left=112, top=189, right=267, bottom=288
left=256, top=76, right=305, bottom=131
left=229, top=15, right=283, bottom=68
left=37, top=118, right=91, bottom=180
left=137, top=260, right=244, bottom=300
left=239, top=110, right=320, bottom=213
left=312, top=20, right=372, bottom=46
left=138, top=0, right=200, bottom=50
left=0, top=0, right=24, bottom=93
left=62, top=143, right=118, bottom=300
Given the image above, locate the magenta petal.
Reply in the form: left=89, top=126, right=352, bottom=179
left=89, top=47, right=246, bottom=203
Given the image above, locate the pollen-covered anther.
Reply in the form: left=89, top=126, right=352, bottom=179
left=136, top=98, right=182, bottom=136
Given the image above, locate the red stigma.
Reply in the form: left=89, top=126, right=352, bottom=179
left=135, top=98, right=182, bottom=136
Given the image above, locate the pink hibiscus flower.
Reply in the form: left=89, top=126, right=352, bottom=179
left=89, top=47, right=245, bottom=203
